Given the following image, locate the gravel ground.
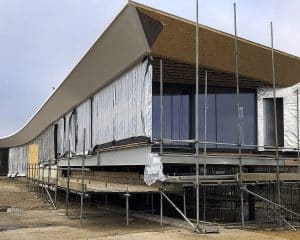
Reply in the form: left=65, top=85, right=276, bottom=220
left=0, top=177, right=299, bottom=240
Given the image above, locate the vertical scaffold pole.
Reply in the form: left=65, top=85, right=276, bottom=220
left=160, top=189, right=163, bottom=226
left=203, top=70, right=208, bottom=221
left=183, top=189, right=187, bottom=217
left=270, top=22, right=281, bottom=209
left=195, top=0, right=200, bottom=229
left=125, top=192, right=130, bottom=226
left=66, top=139, right=71, bottom=216
left=159, top=58, right=164, bottom=227
left=233, top=2, right=244, bottom=227
left=26, top=164, right=29, bottom=189
left=297, top=89, right=300, bottom=173
left=37, top=163, right=40, bottom=197
left=55, top=161, right=58, bottom=204
left=42, top=163, right=45, bottom=197
left=160, top=59, right=163, bottom=159
left=48, top=159, right=50, bottom=189
left=80, top=128, right=86, bottom=226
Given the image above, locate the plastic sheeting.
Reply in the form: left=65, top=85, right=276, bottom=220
left=76, top=100, right=92, bottom=154
left=8, top=146, right=28, bottom=177
left=8, top=60, right=153, bottom=174
left=92, top=60, right=152, bottom=146
left=63, top=111, right=76, bottom=155
left=257, top=83, right=300, bottom=151
left=55, top=118, right=65, bottom=157
left=144, top=153, right=165, bottom=185
left=36, top=125, right=55, bottom=163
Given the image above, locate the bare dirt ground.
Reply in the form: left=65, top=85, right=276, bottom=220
left=0, top=177, right=299, bottom=240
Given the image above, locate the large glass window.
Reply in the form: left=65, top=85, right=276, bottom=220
left=152, top=93, right=190, bottom=142
left=152, top=84, right=257, bottom=149
left=215, top=93, right=256, bottom=149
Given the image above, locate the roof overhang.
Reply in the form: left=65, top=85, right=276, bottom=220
left=131, top=1, right=300, bottom=87
left=0, top=4, right=150, bottom=148
left=2, top=2, right=300, bottom=148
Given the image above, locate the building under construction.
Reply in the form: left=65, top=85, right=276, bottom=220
left=1, top=1, right=300, bottom=233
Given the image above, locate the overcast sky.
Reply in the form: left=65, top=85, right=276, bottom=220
left=0, top=0, right=299, bottom=137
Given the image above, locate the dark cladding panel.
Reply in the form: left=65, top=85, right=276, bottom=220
left=0, top=149, right=8, bottom=176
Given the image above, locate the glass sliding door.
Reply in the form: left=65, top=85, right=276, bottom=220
left=152, top=93, right=190, bottom=143
left=152, top=82, right=257, bottom=150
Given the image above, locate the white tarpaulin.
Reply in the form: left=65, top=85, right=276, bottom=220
left=257, top=83, right=300, bottom=151
left=144, top=153, right=165, bottom=185
left=8, top=60, right=153, bottom=171
left=8, top=146, right=28, bottom=177
left=92, top=60, right=152, bottom=146
left=55, top=118, right=65, bottom=157
left=37, top=125, right=55, bottom=163
left=76, top=99, right=92, bottom=154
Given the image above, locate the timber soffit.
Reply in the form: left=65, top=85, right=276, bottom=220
left=130, top=1, right=300, bottom=87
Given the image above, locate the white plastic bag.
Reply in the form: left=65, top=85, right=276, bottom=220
left=144, top=153, right=166, bottom=185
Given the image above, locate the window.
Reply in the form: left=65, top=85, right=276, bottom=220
left=152, top=83, right=257, bottom=149
left=215, top=93, right=256, bottom=149
left=263, top=98, right=284, bottom=147
left=152, top=93, right=190, bottom=143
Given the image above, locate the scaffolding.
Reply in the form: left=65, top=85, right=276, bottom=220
left=23, top=0, right=300, bottom=234
left=155, top=0, right=300, bottom=233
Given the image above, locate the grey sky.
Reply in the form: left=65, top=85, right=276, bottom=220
left=0, top=0, right=299, bottom=136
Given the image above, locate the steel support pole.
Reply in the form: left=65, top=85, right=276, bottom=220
left=160, top=190, right=163, bottom=226
left=151, top=193, right=154, bottom=214
left=37, top=163, right=40, bottom=197
left=297, top=89, right=300, bottom=173
left=161, top=191, right=196, bottom=230
left=270, top=22, right=281, bottom=212
left=80, top=128, right=86, bottom=226
left=195, top=0, right=200, bottom=228
left=26, top=165, right=29, bottom=189
left=160, top=59, right=163, bottom=158
left=125, top=192, right=130, bottom=226
left=203, top=70, right=208, bottom=221
left=66, top=139, right=71, bottom=216
left=55, top=162, right=58, bottom=204
left=183, top=190, right=187, bottom=217
left=233, top=3, right=244, bottom=227
left=29, top=165, right=34, bottom=189
left=48, top=160, right=50, bottom=189
left=42, top=164, right=45, bottom=197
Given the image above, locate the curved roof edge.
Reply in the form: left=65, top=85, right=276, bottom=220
left=0, top=4, right=150, bottom=148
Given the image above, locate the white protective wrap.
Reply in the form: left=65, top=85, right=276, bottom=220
left=63, top=111, right=76, bottom=154
left=144, top=153, right=166, bottom=186
left=257, top=83, right=300, bottom=151
left=8, top=146, right=28, bottom=177
left=76, top=99, right=92, bottom=154
left=37, top=125, right=55, bottom=163
left=92, top=60, right=152, bottom=146
left=55, top=118, right=65, bottom=157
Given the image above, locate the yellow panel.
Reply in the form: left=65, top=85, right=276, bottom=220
left=28, top=144, right=38, bottom=165
left=28, top=144, right=39, bottom=178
